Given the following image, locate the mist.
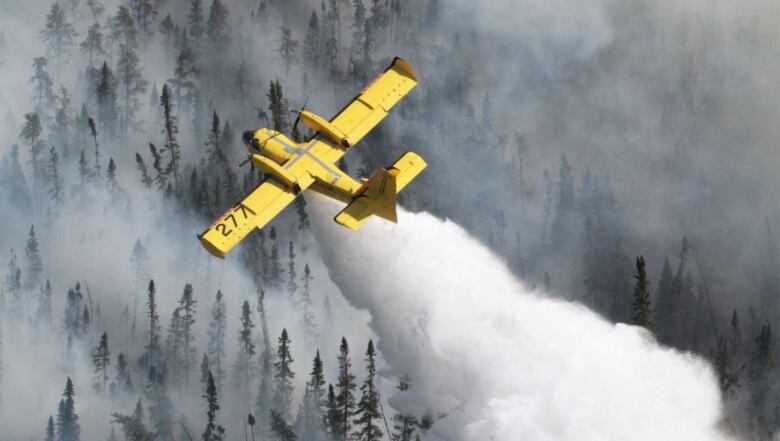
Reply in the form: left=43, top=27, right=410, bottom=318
left=0, top=0, right=778, bottom=439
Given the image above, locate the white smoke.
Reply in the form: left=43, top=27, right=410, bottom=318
left=308, top=195, right=732, bottom=441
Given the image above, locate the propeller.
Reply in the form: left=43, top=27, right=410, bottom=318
left=289, top=95, right=309, bottom=140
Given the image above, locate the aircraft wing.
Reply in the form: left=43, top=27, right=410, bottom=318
left=328, top=57, right=417, bottom=150
left=199, top=179, right=296, bottom=258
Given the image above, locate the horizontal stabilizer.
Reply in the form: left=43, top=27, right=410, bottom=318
left=334, top=151, right=426, bottom=231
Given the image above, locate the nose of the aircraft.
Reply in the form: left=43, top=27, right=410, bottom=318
left=242, top=130, right=255, bottom=146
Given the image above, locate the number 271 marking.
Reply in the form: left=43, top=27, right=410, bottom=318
left=214, top=203, right=255, bottom=237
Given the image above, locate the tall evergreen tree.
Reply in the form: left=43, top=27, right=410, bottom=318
left=92, top=332, right=111, bottom=394
left=45, top=415, right=56, bottom=441
left=80, top=22, right=105, bottom=66
left=25, top=225, right=43, bottom=290
left=159, top=84, right=180, bottom=182
left=287, top=242, right=298, bottom=299
left=207, top=290, right=227, bottom=392
left=631, top=256, right=654, bottom=331
left=56, top=377, right=80, bottom=441
left=270, top=410, right=298, bottom=441
left=177, top=283, right=197, bottom=387
left=37, top=278, right=53, bottom=322
left=353, top=340, right=382, bottom=441
left=188, top=0, right=206, bottom=51
left=273, top=328, right=295, bottom=418
left=41, top=3, right=77, bottom=77
left=335, top=337, right=356, bottom=440
left=233, top=299, right=255, bottom=403
left=142, top=279, right=162, bottom=370
left=202, top=371, right=225, bottom=441
left=95, top=62, right=119, bottom=136
left=30, top=57, right=55, bottom=115
left=48, top=146, right=64, bottom=213
left=20, top=112, right=45, bottom=214
left=267, top=81, right=288, bottom=134
left=111, top=400, right=154, bottom=441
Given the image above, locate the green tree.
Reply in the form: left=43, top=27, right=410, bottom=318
left=271, top=410, right=298, bottom=441
left=81, top=23, right=105, bottom=66
left=202, top=371, right=225, bottom=441
left=24, top=225, right=43, bottom=290
left=335, top=337, right=356, bottom=440
left=111, top=400, right=154, bottom=441
left=207, top=290, right=227, bottom=392
left=30, top=57, right=55, bottom=115
left=56, top=377, right=80, bottom=441
left=160, top=84, right=180, bottom=182
left=233, top=300, right=256, bottom=404
left=631, top=256, right=654, bottom=331
left=41, top=3, right=77, bottom=77
left=95, top=62, right=119, bottom=136
left=92, top=332, right=111, bottom=394
left=273, top=328, right=295, bottom=417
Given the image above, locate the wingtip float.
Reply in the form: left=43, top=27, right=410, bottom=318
left=198, top=57, right=426, bottom=259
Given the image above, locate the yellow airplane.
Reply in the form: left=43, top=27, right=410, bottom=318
left=199, top=57, right=426, bottom=258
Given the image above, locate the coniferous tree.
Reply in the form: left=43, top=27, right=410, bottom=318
left=4, top=251, right=22, bottom=316
left=48, top=146, right=64, bottom=213
left=41, top=3, right=77, bottom=77
left=295, top=197, right=310, bottom=232
left=21, top=112, right=45, bottom=213
left=303, top=11, right=321, bottom=64
left=160, top=84, right=180, bottom=182
left=188, top=0, right=206, bottom=51
left=56, top=377, right=80, bottom=441
left=234, top=300, right=256, bottom=404
left=267, top=81, right=288, bottom=134
left=271, top=410, right=298, bottom=441
left=170, top=46, right=200, bottom=116
left=92, top=332, right=111, bottom=394
left=296, top=350, right=326, bottom=439
left=81, top=22, right=105, bottom=67
left=273, top=328, right=295, bottom=418
left=278, top=26, right=299, bottom=77
left=287, top=242, right=298, bottom=299
left=115, top=14, right=148, bottom=139
left=45, top=415, right=56, bottom=441
left=25, top=225, right=43, bottom=290
left=325, top=383, right=340, bottom=438
left=145, top=365, right=175, bottom=441
left=268, top=227, right=283, bottom=288
left=206, top=0, right=230, bottom=53
left=37, top=278, right=53, bottom=322
left=159, top=15, right=176, bottom=63
left=1, top=145, right=32, bottom=212
left=114, top=353, right=134, bottom=395
left=111, top=400, right=154, bottom=441
left=631, top=256, right=654, bottom=331
left=64, top=284, right=84, bottom=338
left=142, top=280, right=162, bottom=370
left=177, top=283, right=197, bottom=387
left=203, top=371, right=225, bottom=441
left=207, top=290, right=227, bottom=392
left=300, top=263, right=316, bottom=339
left=31, top=57, right=55, bottom=116
left=200, top=353, right=211, bottom=393
left=50, top=86, right=72, bottom=159
left=95, top=62, right=118, bottom=136
left=353, top=340, right=382, bottom=441
left=335, top=337, right=356, bottom=440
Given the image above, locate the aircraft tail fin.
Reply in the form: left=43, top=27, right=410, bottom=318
left=335, top=152, right=426, bottom=231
